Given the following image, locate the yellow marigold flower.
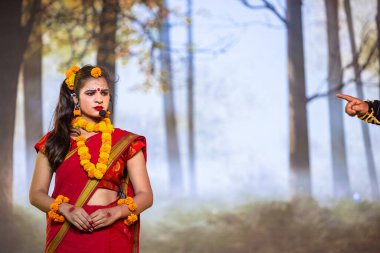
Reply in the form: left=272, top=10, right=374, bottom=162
left=128, top=203, right=137, bottom=212
left=93, top=125, right=99, bottom=132
left=80, top=159, right=90, bottom=166
left=102, top=133, right=111, bottom=140
left=100, top=145, right=111, bottom=153
left=99, top=121, right=106, bottom=132
left=91, top=67, right=102, bottom=78
left=77, top=141, right=86, bottom=147
left=117, top=199, right=124, bottom=205
left=78, top=147, right=89, bottom=156
left=99, top=152, right=109, bottom=159
left=77, top=118, right=87, bottom=127
left=94, top=170, right=103, bottom=179
left=63, top=197, right=69, bottom=203
left=85, top=123, right=95, bottom=132
left=96, top=163, right=107, bottom=170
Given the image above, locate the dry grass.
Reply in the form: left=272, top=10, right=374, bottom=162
left=2, top=199, right=380, bottom=253
left=141, top=198, right=380, bottom=253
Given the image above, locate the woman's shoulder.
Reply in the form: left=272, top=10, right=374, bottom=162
left=34, top=131, right=53, bottom=153
left=113, top=128, right=145, bottom=139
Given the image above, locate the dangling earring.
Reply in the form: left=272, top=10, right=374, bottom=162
left=73, top=103, right=80, bottom=116
left=106, top=110, right=111, bottom=117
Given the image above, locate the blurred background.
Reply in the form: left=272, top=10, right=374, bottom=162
left=1, top=0, right=380, bottom=252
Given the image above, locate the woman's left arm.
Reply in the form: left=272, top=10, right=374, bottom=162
left=120, top=149, right=153, bottom=216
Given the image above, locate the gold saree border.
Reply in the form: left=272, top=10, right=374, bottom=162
left=46, top=133, right=138, bottom=253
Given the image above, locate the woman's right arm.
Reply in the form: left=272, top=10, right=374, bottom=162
left=29, top=152, right=93, bottom=232
left=29, top=151, right=55, bottom=212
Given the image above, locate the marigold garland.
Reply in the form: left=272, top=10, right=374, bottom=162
left=72, top=116, right=114, bottom=179
left=117, top=197, right=138, bottom=225
left=48, top=195, right=69, bottom=222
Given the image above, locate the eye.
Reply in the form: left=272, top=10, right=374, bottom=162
left=101, top=90, right=109, bottom=96
left=85, top=91, right=96, bottom=96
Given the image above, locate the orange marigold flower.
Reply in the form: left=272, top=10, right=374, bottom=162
left=128, top=203, right=137, bottom=212
left=125, top=197, right=133, bottom=205
left=91, top=67, right=102, bottom=78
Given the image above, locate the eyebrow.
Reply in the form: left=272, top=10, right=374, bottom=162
left=84, top=88, right=110, bottom=92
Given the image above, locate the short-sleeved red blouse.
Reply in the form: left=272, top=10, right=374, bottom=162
left=34, top=130, right=146, bottom=192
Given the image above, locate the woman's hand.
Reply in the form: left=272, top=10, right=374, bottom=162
left=336, top=93, right=369, bottom=117
left=90, top=206, right=122, bottom=230
left=59, top=203, right=93, bottom=232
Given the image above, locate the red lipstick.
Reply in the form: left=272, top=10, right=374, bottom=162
left=94, top=106, right=103, bottom=111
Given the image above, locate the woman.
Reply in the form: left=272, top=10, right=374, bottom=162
left=29, top=65, right=153, bottom=253
left=336, top=93, right=380, bottom=124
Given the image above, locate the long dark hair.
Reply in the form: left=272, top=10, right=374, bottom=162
left=45, top=65, right=115, bottom=171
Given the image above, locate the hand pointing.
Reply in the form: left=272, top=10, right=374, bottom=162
left=336, top=93, right=369, bottom=117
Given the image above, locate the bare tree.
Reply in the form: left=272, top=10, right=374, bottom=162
left=287, top=0, right=310, bottom=196
left=186, top=0, right=196, bottom=195
left=344, top=0, right=379, bottom=200
left=240, top=0, right=311, bottom=197
left=0, top=0, right=39, bottom=209
left=96, top=0, right=120, bottom=121
left=159, top=0, right=183, bottom=196
left=324, top=0, right=350, bottom=198
left=23, top=27, right=43, bottom=190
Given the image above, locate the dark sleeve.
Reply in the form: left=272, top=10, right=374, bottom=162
left=361, top=100, right=380, bottom=125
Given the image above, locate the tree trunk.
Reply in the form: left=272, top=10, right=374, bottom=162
left=0, top=0, right=38, bottom=250
left=96, top=0, right=119, bottom=122
left=286, top=0, right=311, bottom=197
left=324, top=0, right=350, bottom=198
left=344, top=0, right=379, bottom=200
left=0, top=0, right=37, bottom=208
left=186, top=0, right=196, bottom=195
left=159, top=0, right=183, bottom=196
left=24, top=31, right=43, bottom=190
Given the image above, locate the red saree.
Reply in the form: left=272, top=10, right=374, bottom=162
left=35, top=128, right=147, bottom=253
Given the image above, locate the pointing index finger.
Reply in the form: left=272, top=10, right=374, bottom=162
left=336, top=93, right=354, bottom=102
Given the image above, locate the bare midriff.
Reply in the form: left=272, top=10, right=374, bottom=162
left=87, top=188, right=118, bottom=206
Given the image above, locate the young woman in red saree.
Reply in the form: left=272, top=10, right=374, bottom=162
left=29, top=65, right=153, bottom=253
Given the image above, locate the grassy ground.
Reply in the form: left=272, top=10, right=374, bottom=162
left=2, top=198, right=380, bottom=253
left=141, top=198, right=380, bottom=253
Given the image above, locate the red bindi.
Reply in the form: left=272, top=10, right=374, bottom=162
left=97, top=88, right=100, bottom=92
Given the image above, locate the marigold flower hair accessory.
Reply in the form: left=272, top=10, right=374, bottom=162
left=91, top=67, right=102, bottom=78
left=48, top=195, right=69, bottom=222
left=65, top=65, right=80, bottom=90
left=117, top=197, right=138, bottom=225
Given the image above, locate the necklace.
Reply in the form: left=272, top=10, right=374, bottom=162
left=71, top=116, right=114, bottom=179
